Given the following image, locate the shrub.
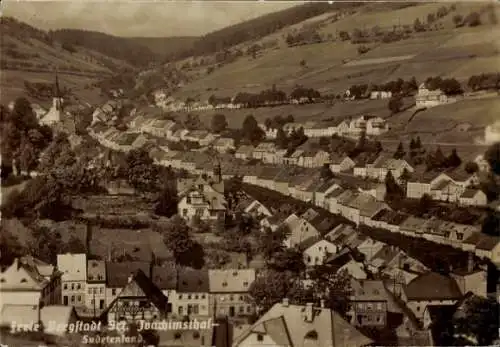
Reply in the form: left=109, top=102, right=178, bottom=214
left=357, top=45, right=370, bottom=54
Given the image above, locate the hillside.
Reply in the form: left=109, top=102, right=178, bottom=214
left=0, top=17, right=134, bottom=105
left=170, top=2, right=499, bottom=101
left=128, top=36, right=198, bottom=60
left=52, top=29, right=160, bottom=67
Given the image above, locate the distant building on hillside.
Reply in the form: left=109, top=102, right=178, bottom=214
left=39, top=72, right=76, bottom=134
left=415, top=83, right=455, bottom=109
left=370, top=91, right=392, bottom=99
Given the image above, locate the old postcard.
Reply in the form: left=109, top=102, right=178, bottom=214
left=1, top=1, right=499, bottom=346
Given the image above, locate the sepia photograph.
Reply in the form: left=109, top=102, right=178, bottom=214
left=0, top=0, right=499, bottom=346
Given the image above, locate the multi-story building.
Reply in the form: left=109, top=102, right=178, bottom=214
left=0, top=257, right=62, bottom=310
left=209, top=269, right=256, bottom=319
left=86, top=259, right=106, bottom=316
left=57, top=253, right=87, bottom=308
left=176, top=268, right=210, bottom=317
left=347, top=280, right=389, bottom=327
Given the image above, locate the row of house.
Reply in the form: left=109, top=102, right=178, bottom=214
left=260, top=115, right=390, bottom=140
left=1, top=253, right=257, bottom=321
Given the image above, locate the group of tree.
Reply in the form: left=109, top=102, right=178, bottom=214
left=385, top=171, right=406, bottom=200
left=277, top=127, right=308, bottom=152
left=211, top=114, right=228, bottom=133
left=241, top=115, right=265, bottom=144
left=409, top=136, right=424, bottom=157
left=1, top=98, right=53, bottom=175
left=285, top=28, right=322, bottom=46
left=155, top=216, right=205, bottom=269
left=264, top=114, right=294, bottom=130
left=453, top=11, right=482, bottom=28
left=425, top=147, right=462, bottom=171
left=347, top=84, right=369, bottom=99
left=290, top=86, right=321, bottom=102
left=372, top=77, right=419, bottom=96
left=424, top=76, right=463, bottom=95
left=467, top=73, right=500, bottom=91
left=388, top=97, right=404, bottom=114
left=233, top=85, right=287, bottom=108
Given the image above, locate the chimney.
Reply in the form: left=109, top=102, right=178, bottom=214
left=304, top=303, right=314, bottom=323
left=282, top=298, right=289, bottom=307
left=467, top=252, right=474, bottom=273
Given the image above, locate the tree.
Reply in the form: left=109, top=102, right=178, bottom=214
left=185, top=113, right=201, bottom=130
left=125, top=148, right=159, bottom=192
left=413, top=18, right=425, bottom=32
left=393, top=142, right=405, bottom=159
left=481, top=211, right=500, bottom=237
left=388, top=97, right=403, bottom=114
left=465, top=161, right=479, bottom=174
left=154, top=183, right=178, bottom=217
left=485, top=142, right=500, bottom=175
left=453, top=14, right=464, bottom=27
left=18, top=139, right=37, bottom=174
left=249, top=270, right=311, bottom=313
left=453, top=296, right=499, bottom=345
left=427, top=13, right=436, bottom=23
left=446, top=148, right=462, bottom=168
left=158, top=216, right=205, bottom=269
left=242, top=115, right=264, bottom=144
left=211, top=114, right=228, bottom=134
left=385, top=171, right=404, bottom=200
left=276, top=127, right=288, bottom=149
left=415, top=136, right=422, bottom=149
left=320, top=163, right=334, bottom=180
left=465, top=11, right=481, bottom=27
left=357, top=45, right=370, bottom=54
left=268, top=248, right=306, bottom=274
left=258, top=226, right=288, bottom=261
left=308, top=267, right=352, bottom=316
left=417, top=194, right=433, bottom=216
left=65, top=235, right=86, bottom=253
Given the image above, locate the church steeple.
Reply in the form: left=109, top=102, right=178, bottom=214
left=53, top=70, right=63, bottom=111
left=213, top=161, right=222, bottom=183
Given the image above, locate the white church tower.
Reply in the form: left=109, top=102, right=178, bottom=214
left=39, top=72, right=64, bottom=126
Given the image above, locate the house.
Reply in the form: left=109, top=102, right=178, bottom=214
left=235, top=145, right=255, bottom=160
left=244, top=200, right=272, bottom=218
left=367, top=245, right=403, bottom=274
left=402, top=272, right=462, bottom=321
left=104, top=261, right=150, bottom=308
left=339, top=260, right=368, bottom=280
left=112, top=132, right=148, bottom=152
left=252, top=142, right=277, bottom=161
left=474, top=234, right=500, bottom=263
left=370, top=90, right=392, bottom=99
left=366, top=116, right=389, bottom=136
left=459, top=188, right=488, bottom=206
left=86, top=260, right=106, bottom=316
left=329, top=155, right=355, bottom=173
left=282, top=214, right=320, bottom=249
left=232, top=299, right=373, bottom=347
left=356, top=238, right=386, bottom=262
left=297, top=149, right=330, bottom=168
left=301, top=238, right=338, bottom=266
left=399, top=216, right=427, bottom=238
left=177, top=165, right=226, bottom=222
left=347, top=279, right=390, bottom=327
left=212, top=137, right=235, bottom=153
left=313, top=179, right=341, bottom=210
left=415, top=83, right=452, bottom=109
left=209, top=269, right=256, bottom=319
left=0, top=257, right=62, bottom=310
left=57, top=253, right=87, bottom=308
left=0, top=305, right=78, bottom=337
left=103, top=269, right=171, bottom=324
left=451, top=268, right=487, bottom=298
left=176, top=268, right=210, bottom=317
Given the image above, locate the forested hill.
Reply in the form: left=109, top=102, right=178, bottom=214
left=170, top=2, right=365, bottom=59
left=127, top=37, right=198, bottom=59
left=52, top=29, right=160, bottom=67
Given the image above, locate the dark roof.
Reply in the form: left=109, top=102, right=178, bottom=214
left=101, top=269, right=170, bottom=318
left=388, top=212, right=410, bottom=226
left=106, top=261, right=150, bottom=288
left=371, top=209, right=392, bottom=222
left=405, top=272, right=462, bottom=301
left=152, top=263, right=177, bottom=290
left=475, top=234, right=500, bottom=251
left=177, top=268, right=209, bottom=293
left=297, top=235, right=323, bottom=251
left=460, top=188, right=481, bottom=199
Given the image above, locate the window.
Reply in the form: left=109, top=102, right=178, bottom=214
left=112, top=289, right=116, bottom=296
left=71, top=284, right=75, bottom=290
left=88, top=288, right=93, bottom=294
left=178, top=294, right=183, bottom=300
left=188, top=295, right=192, bottom=300
left=178, top=306, right=183, bottom=315
left=247, top=306, right=252, bottom=313
left=195, top=295, right=199, bottom=299
left=222, top=282, right=228, bottom=287
left=71, top=295, right=75, bottom=303
left=239, top=306, right=244, bottom=313
left=257, top=334, right=264, bottom=342
left=230, top=295, right=234, bottom=301
left=416, top=306, right=420, bottom=312
left=77, top=283, right=81, bottom=290
left=64, top=284, right=68, bottom=290
left=201, top=294, right=206, bottom=299
left=307, top=256, right=311, bottom=263
left=243, top=282, right=248, bottom=287
left=183, top=209, right=188, bottom=216
left=100, top=287, right=104, bottom=294
left=239, top=296, right=244, bottom=301
left=193, top=305, right=199, bottom=314
left=77, top=296, right=82, bottom=302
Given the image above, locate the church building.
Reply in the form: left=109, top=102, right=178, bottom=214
left=39, top=72, right=76, bottom=134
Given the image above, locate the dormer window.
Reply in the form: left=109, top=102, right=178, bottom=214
left=305, top=330, right=318, bottom=339
left=243, top=281, right=248, bottom=287
left=20, top=278, right=27, bottom=283
left=257, top=334, right=264, bottom=342
left=222, top=282, right=228, bottom=287
left=232, top=271, right=238, bottom=276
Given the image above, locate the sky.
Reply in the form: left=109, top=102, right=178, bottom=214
left=1, top=1, right=298, bottom=37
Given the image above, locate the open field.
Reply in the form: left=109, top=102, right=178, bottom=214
left=182, top=98, right=390, bottom=129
